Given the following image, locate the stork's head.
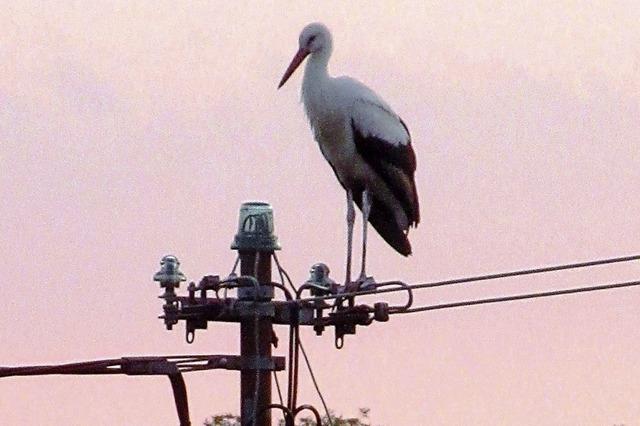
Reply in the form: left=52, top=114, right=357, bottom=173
left=298, top=22, right=332, bottom=55
left=278, top=22, right=333, bottom=89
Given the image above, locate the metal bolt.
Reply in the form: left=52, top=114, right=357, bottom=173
left=373, top=302, right=389, bottom=322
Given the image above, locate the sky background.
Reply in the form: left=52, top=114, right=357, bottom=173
left=1, top=1, right=639, bottom=425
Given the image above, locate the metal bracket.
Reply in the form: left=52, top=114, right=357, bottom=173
left=0, top=354, right=285, bottom=426
left=243, top=356, right=282, bottom=371
left=237, top=301, right=276, bottom=318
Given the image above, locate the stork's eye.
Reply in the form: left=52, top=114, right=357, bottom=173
left=308, top=35, right=317, bottom=44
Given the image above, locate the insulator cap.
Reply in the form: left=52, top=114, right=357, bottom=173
left=305, top=263, right=337, bottom=296
left=153, top=255, right=186, bottom=286
left=231, top=201, right=280, bottom=251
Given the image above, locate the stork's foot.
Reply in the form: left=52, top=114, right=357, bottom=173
left=344, top=280, right=360, bottom=294
left=343, top=275, right=376, bottom=295
left=356, top=274, right=376, bottom=290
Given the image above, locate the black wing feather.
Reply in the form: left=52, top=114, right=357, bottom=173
left=351, top=118, right=420, bottom=256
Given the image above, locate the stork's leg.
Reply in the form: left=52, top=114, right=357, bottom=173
left=345, top=189, right=355, bottom=286
left=358, top=189, right=372, bottom=284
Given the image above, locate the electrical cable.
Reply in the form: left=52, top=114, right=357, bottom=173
left=277, top=257, right=332, bottom=425
left=273, top=252, right=288, bottom=289
left=274, top=253, right=304, bottom=415
left=273, top=370, right=284, bottom=406
left=287, top=322, right=296, bottom=410
left=298, top=340, right=334, bottom=426
left=292, top=324, right=300, bottom=410
left=295, top=254, right=640, bottom=305
left=274, top=252, right=298, bottom=293
left=277, top=254, right=298, bottom=412
left=408, top=254, right=640, bottom=291
left=394, top=279, right=640, bottom=314
left=278, top=253, right=639, bottom=426
left=230, top=255, right=240, bottom=276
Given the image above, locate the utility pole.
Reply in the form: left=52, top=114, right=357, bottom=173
left=0, top=201, right=386, bottom=426
left=233, top=202, right=279, bottom=426
left=4, top=198, right=638, bottom=424
left=154, top=201, right=391, bottom=425
left=238, top=248, right=272, bottom=425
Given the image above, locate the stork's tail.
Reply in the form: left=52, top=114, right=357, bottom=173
left=357, top=196, right=413, bottom=256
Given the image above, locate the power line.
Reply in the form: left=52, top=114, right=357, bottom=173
left=295, top=253, right=640, bottom=304
left=298, top=341, right=333, bottom=426
left=409, top=254, right=640, bottom=291
left=274, top=257, right=333, bottom=424
left=394, top=279, right=640, bottom=314
left=274, top=252, right=298, bottom=293
left=259, top=251, right=640, bottom=421
left=273, top=370, right=284, bottom=406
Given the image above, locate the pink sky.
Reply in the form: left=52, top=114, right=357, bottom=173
left=1, top=1, right=639, bottom=425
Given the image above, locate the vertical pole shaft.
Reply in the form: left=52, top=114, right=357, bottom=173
left=240, top=250, right=273, bottom=426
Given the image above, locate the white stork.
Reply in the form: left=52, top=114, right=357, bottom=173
left=278, top=22, right=420, bottom=286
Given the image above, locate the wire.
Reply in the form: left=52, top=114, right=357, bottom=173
left=275, top=251, right=305, bottom=416
left=287, top=322, right=296, bottom=410
left=298, top=340, right=333, bottom=426
left=271, top=252, right=303, bottom=419
left=395, top=279, right=640, bottom=314
left=274, top=252, right=298, bottom=293
left=273, top=252, right=288, bottom=289
left=277, top=258, right=331, bottom=425
left=229, top=255, right=240, bottom=276
left=276, top=251, right=638, bottom=424
left=292, top=325, right=300, bottom=410
left=273, top=370, right=284, bottom=406
left=295, top=254, right=640, bottom=305
left=408, top=254, right=640, bottom=291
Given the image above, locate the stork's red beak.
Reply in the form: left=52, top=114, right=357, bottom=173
left=278, top=47, right=310, bottom=89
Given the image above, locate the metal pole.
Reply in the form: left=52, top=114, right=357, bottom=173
left=240, top=249, right=273, bottom=426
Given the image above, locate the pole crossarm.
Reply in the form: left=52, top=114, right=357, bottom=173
left=1, top=354, right=284, bottom=426
left=0, top=355, right=285, bottom=378
left=170, top=297, right=315, bottom=326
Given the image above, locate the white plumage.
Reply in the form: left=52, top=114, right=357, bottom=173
left=279, top=22, right=419, bottom=285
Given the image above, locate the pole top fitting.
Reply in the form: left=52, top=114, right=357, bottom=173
left=154, top=255, right=186, bottom=288
left=231, top=201, right=281, bottom=252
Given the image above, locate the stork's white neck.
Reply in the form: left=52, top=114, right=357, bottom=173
left=303, top=49, right=331, bottom=84
left=302, top=49, right=332, bottom=112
